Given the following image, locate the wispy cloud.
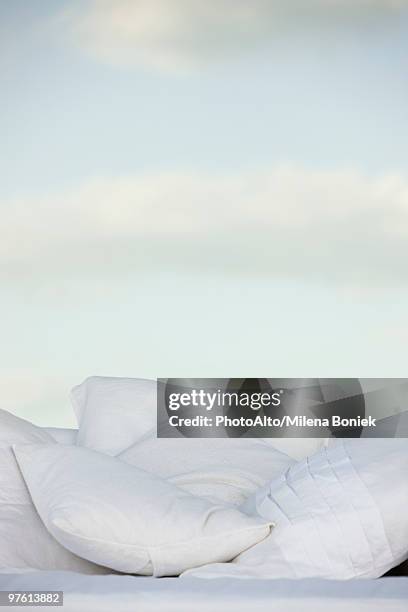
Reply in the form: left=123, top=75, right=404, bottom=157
left=2, top=164, right=408, bottom=285
left=58, top=0, right=408, bottom=72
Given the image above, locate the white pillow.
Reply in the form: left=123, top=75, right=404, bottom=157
left=71, top=376, right=156, bottom=455
left=183, top=439, right=408, bottom=580
left=13, top=443, right=271, bottom=577
left=0, top=410, right=108, bottom=573
left=119, top=438, right=294, bottom=506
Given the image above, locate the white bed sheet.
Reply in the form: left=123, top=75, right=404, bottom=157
left=0, top=572, right=407, bottom=612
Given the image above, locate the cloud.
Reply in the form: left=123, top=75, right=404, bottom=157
left=2, top=164, right=408, bottom=286
left=58, top=0, right=408, bottom=72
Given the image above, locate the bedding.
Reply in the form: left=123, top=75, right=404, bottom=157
left=3, top=388, right=407, bottom=594
left=42, top=426, right=298, bottom=507
left=0, top=572, right=407, bottom=612
left=183, top=438, right=408, bottom=580
left=119, top=437, right=295, bottom=505
left=14, top=443, right=271, bottom=576
left=0, top=410, right=107, bottom=574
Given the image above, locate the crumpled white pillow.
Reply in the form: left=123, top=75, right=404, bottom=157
left=183, top=438, right=408, bottom=580
left=13, top=443, right=271, bottom=577
left=0, top=409, right=108, bottom=574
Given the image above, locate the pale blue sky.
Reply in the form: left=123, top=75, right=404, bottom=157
left=1, top=1, right=408, bottom=426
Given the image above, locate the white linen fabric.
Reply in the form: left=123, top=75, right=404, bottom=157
left=43, top=428, right=78, bottom=445
left=1, top=573, right=408, bottom=612
left=71, top=377, right=156, bottom=455
left=183, top=439, right=408, bottom=580
left=119, top=438, right=294, bottom=506
left=0, top=410, right=107, bottom=574
left=13, top=443, right=271, bottom=577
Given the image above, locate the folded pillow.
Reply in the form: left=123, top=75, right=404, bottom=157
left=182, top=439, right=408, bottom=580
left=119, top=438, right=294, bottom=506
left=13, top=443, right=271, bottom=576
left=0, top=409, right=108, bottom=573
left=71, top=376, right=156, bottom=455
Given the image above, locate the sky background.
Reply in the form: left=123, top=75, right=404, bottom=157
left=1, top=0, right=408, bottom=427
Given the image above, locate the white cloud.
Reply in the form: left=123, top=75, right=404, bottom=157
left=58, top=0, right=408, bottom=72
left=2, top=164, right=408, bottom=285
